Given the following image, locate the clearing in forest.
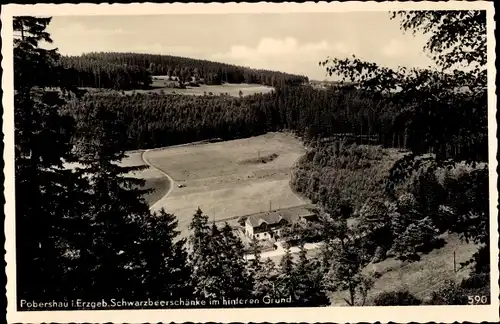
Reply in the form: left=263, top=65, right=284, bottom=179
left=126, top=132, right=309, bottom=237
left=129, top=80, right=275, bottom=97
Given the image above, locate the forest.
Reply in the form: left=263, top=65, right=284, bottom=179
left=14, top=10, right=491, bottom=309
left=64, top=77, right=487, bottom=164
left=58, top=52, right=309, bottom=89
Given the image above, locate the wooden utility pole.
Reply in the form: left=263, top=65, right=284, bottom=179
left=453, top=250, right=456, bottom=272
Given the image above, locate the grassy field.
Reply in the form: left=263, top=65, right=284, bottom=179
left=81, top=79, right=274, bottom=97
left=142, top=132, right=309, bottom=237
left=65, top=132, right=307, bottom=234
left=130, top=78, right=274, bottom=97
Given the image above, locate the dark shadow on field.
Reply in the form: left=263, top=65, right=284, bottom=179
left=237, top=153, right=279, bottom=165
left=141, top=177, right=171, bottom=206
left=418, top=237, right=447, bottom=255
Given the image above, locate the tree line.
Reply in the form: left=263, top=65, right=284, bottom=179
left=58, top=52, right=308, bottom=89
left=58, top=56, right=152, bottom=90
left=64, top=78, right=487, bottom=165
left=290, top=143, right=397, bottom=213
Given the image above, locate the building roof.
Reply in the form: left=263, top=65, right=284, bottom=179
left=245, top=208, right=315, bottom=228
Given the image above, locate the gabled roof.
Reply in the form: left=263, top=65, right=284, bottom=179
left=245, top=208, right=315, bottom=228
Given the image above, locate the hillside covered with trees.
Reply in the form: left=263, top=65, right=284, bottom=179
left=64, top=76, right=487, bottom=164
left=286, top=9, right=490, bottom=305
left=58, top=52, right=309, bottom=89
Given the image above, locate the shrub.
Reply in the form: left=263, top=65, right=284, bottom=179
left=373, top=290, right=422, bottom=306
left=460, top=272, right=490, bottom=300
left=391, top=217, right=439, bottom=261
left=426, top=280, right=468, bottom=305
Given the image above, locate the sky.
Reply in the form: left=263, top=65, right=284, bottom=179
left=46, top=13, right=434, bottom=80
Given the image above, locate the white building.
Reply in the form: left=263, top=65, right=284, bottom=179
left=244, top=208, right=316, bottom=241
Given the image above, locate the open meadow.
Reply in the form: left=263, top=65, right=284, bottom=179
left=137, top=132, right=309, bottom=237
left=65, top=132, right=309, bottom=238
left=134, top=77, right=275, bottom=96
left=82, top=83, right=275, bottom=97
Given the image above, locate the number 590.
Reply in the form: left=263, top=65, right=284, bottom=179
left=468, top=295, right=488, bottom=304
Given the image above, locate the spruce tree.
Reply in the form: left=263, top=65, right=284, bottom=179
left=293, top=247, right=309, bottom=303
left=248, top=236, right=262, bottom=277
left=293, top=247, right=330, bottom=306
left=252, top=258, right=279, bottom=300
left=219, top=223, right=253, bottom=299
left=188, top=208, right=219, bottom=299
left=276, top=246, right=296, bottom=299
left=189, top=207, right=210, bottom=248
left=138, top=208, right=192, bottom=300
left=13, top=16, right=88, bottom=302
left=70, top=101, right=154, bottom=299
left=188, top=215, right=253, bottom=302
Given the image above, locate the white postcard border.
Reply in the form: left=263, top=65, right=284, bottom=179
left=2, top=1, right=498, bottom=323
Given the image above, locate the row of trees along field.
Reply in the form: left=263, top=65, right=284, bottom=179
left=65, top=75, right=487, bottom=163
left=58, top=52, right=308, bottom=89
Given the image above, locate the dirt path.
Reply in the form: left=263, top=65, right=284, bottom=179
left=141, top=149, right=175, bottom=211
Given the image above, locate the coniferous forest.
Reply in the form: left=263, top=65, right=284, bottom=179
left=64, top=82, right=487, bottom=162
left=12, top=10, right=491, bottom=311
left=58, top=52, right=308, bottom=89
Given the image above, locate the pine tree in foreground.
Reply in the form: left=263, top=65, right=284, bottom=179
left=248, top=236, right=262, bottom=279
left=138, top=208, right=192, bottom=300
left=69, top=102, right=151, bottom=299
left=293, top=247, right=330, bottom=306
left=252, top=258, right=279, bottom=300
left=219, top=223, right=253, bottom=299
left=188, top=212, right=253, bottom=303
left=70, top=101, right=188, bottom=301
left=13, top=16, right=91, bottom=302
left=276, top=246, right=296, bottom=299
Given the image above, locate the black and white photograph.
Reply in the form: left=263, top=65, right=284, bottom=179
left=2, top=2, right=498, bottom=323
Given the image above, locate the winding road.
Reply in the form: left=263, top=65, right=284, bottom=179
left=141, top=149, right=175, bottom=211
